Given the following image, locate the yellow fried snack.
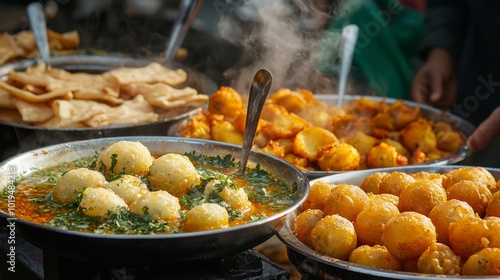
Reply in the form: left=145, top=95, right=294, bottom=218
left=302, top=181, right=337, bottom=211
left=400, top=120, right=437, bottom=153
left=293, top=208, right=324, bottom=247
left=378, top=171, right=415, bottom=196
left=417, top=242, right=462, bottom=275
left=398, top=180, right=447, bottom=215
left=354, top=201, right=399, bottom=246
left=359, top=172, right=388, bottom=194
left=442, top=167, right=497, bottom=193
left=293, top=126, right=338, bottom=161
left=323, top=184, right=369, bottom=222
left=462, top=248, right=500, bottom=276
left=317, top=142, right=360, bottom=171
left=381, top=211, right=437, bottom=260
left=366, top=142, right=409, bottom=168
left=446, top=180, right=492, bottom=217
left=428, top=199, right=475, bottom=245
left=448, top=215, right=489, bottom=259
left=487, top=191, right=500, bottom=217
left=349, top=245, right=401, bottom=270
left=207, top=86, right=243, bottom=118
left=309, top=214, right=357, bottom=260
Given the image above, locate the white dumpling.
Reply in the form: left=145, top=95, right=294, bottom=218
left=147, top=153, right=200, bottom=196
left=183, top=203, right=229, bottom=232
left=52, top=168, right=107, bottom=204
left=96, top=141, right=153, bottom=177
left=219, top=186, right=252, bottom=212
left=79, top=187, right=127, bottom=217
left=129, top=190, right=181, bottom=221
left=105, top=175, right=149, bottom=205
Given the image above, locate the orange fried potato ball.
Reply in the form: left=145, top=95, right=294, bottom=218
left=207, top=86, right=243, bottom=118
left=400, top=120, right=437, bottom=153
left=446, top=180, right=492, bottom=217
left=354, top=201, right=400, bottom=246
left=323, top=184, right=369, bottom=222
left=485, top=216, right=500, bottom=248
left=378, top=171, right=415, bottom=196
left=417, top=242, right=462, bottom=275
left=398, top=180, right=447, bottom=215
left=486, top=190, right=500, bottom=217
left=349, top=245, right=401, bottom=270
left=442, top=167, right=497, bottom=193
left=428, top=199, right=475, bottom=245
left=368, top=193, right=399, bottom=207
left=309, top=214, right=357, bottom=260
left=366, top=142, right=409, bottom=169
left=410, top=171, right=443, bottom=185
left=359, top=172, right=388, bottom=194
left=302, top=181, right=337, bottom=210
left=293, top=208, right=325, bottom=247
left=462, top=248, right=500, bottom=276
left=435, top=130, right=464, bottom=153
left=448, top=215, right=489, bottom=259
left=381, top=212, right=437, bottom=260
left=317, top=143, right=360, bottom=171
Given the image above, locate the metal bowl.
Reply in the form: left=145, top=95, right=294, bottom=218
left=0, top=136, right=309, bottom=265
left=168, top=94, right=476, bottom=179
left=277, top=165, right=500, bottom=279
left=0, top=55, right=218, bottom=161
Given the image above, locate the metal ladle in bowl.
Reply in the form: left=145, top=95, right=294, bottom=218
left=27, top=2, right=51, bottom=67
left=238, top=69, right=273, bottom=175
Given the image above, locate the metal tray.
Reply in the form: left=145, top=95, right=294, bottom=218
left=277, top=165, right=500, bottom=279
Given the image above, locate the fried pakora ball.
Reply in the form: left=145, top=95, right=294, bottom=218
left=79, top=187, right=127, bottom=217
left=417, top=242, right=461, bottom=275
left=148, top=153, right=200, bottom=196
left=207, top=86, right=243, bottom=118
left=354, top=201, right=400, bottom=246
left=487, top=191, right=500, bottom=217
left=485, top=216, right=500, bottom=248
left=368, top=193, right=399, bottom=207
left=400, top=120, right=437, bottom=153
left=129, top=190, right=180, bottom=221
left=293, top=208, right=324, bottom=247
left=210, top=120, right=244, bottom=145
left=398, top=180, right=447, bottom=216
left=349, top=245, right=401, bottom=270
left=462, top=248, right=500, bottom=276
left=293, top=126, right=338, bottom=161
left=378, top=171, right=415, bottom=196
left=219, top=186, right=251, bottom=211
left=410, top=171, right=443, bottom=185
left=95, top=141, right=153, bottom=177
left=52, top=168, right=107, bottom=204
left=104, top=175, right=149, bottom=205
left=381, top=212, right=437, bottom=260
left=360, top=172, right=388, bottom=194
left=323, top=184, right=369, bottom=222
left=435, top=130, right=464, bottom=153
left=183, top=203, right=229, bottom=232
left=309, top=214, right=357, bottom=260
left=448, top=215, right=489, bottom=259
left=428, top=199, right=475, bottom=245
left=302, top=181, right=337, bottom=210
left=442, top=167, right=497, bottom=193
left=366, top=142, right=409, bottom=169
left=317, top=143, right=360, bottom=171
left=446, top=180, right=492, bottom=217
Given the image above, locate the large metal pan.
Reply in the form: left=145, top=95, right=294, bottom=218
left=0, top=55, right=218, bottom=161
left=168, top=94, right=476, bottom=179
left=0, top=136, right=309, bottom=265
left=277, top=165, right=500, bottom=279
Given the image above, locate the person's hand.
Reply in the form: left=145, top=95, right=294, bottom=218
left=467, top=106, right=500, bottom=152
left=411, top=48, right=457, bottom=109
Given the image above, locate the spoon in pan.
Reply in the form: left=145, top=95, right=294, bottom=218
left=164, top=0, right=204, bottom=64
left=27, top=2, right=51, bottom=67
left=336, top=24, right=358, bottom=108
left=238, top=69, right=273, bottom=175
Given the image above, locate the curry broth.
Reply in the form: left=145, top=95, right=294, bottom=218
left=0, top=152, right=297, bottom=235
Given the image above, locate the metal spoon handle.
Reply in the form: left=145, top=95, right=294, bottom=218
left=337, top=24, right=358, bottom=108
left=239, top=69, right=273, bottom=174
left=27, top=2, right=51, bottom=67
left=164, top=0, right=204, bottom=63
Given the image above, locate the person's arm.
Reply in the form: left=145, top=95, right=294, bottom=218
left=411, top=0, right=469, bottom=108
left=467, top=106, right=500, bottom=152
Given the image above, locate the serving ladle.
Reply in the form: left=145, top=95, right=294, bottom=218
left=238, top=69, right=273, bottom=175
left=27, top=2, right=51, bottom=67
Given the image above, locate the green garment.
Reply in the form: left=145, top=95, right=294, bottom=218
left=317, top=0, right=423, bottom=99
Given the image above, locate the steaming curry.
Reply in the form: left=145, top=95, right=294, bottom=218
left=0, top=141, right=297, bottom=235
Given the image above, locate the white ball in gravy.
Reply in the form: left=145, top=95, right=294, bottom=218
left=52, top=168, right=107, bottom=204
left=96, top=141, right=154, bottom=177
left=79, top=187, right=128, bottom=217
left=105, top=174, right=149, bottom=205
left=183, top=203, right=229, bottom=232
left=219, top=186, right=252, bottom=212
left=147, top=153, right=200, bottom=196
left=129, top=190, right=181, bottom=221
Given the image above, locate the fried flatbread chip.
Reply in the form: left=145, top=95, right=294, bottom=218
left=11, top=98, right=53, bottom=123
left=0, top=81, right=74, bottom=103
left=0, top=88, right=15, bottom=109
left=108, top=62, right=187, bottom=86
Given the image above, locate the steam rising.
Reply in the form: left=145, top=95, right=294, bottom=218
left=217, top=0, right=338, bottom=94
